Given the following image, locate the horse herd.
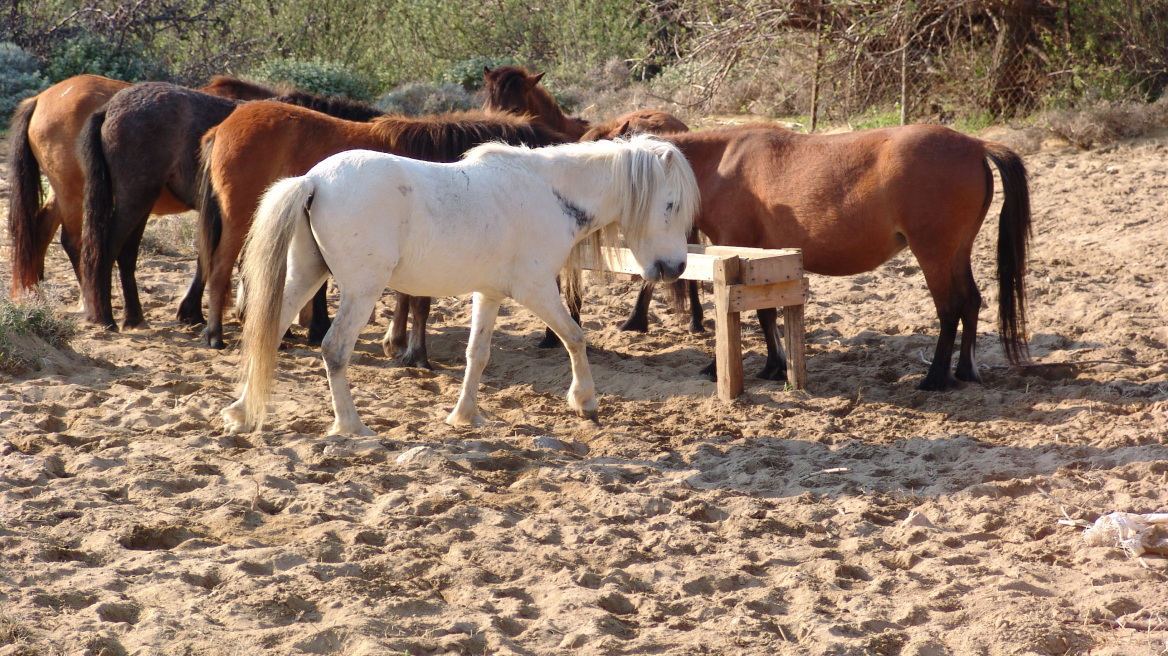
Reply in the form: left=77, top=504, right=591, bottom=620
left=7, top=66, right=1034, bottom=433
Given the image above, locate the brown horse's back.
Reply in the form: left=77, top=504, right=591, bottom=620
left=671, top=123, right=992, bottom=276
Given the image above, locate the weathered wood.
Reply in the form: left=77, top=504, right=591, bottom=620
left=726, top=278, right=809, bottom=314
left=577, top=244, right=809, bottom=398
left=784, top=304, right=808, bottom=389
left=714, top=257, right=745, bottom=401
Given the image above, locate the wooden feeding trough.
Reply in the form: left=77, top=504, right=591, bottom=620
left=581, top=244, right=809, bottom=401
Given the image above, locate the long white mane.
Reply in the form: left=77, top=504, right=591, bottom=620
left=465, top=135, right=699, bottom=298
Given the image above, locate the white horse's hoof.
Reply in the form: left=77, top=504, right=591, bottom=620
left=221, top=405, right=250, bottom=434
left=445, top=410, right=484, bottom=426
left=328, top=422, right=376, bottom=437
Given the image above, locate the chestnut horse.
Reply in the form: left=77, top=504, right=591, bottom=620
left=666, top=123, right=1031, bottom=391
left=481, top=66, right=698, bottom=334
left=77, top=82, right=383, bottom=331
left=6, top=75, right=275, bottom=303
left=196, top=102, right=569, bottom=356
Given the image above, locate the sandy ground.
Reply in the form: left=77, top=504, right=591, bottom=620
left=1, top=125, right=1167, bottom=656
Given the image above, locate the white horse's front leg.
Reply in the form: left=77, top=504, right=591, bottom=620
left=447, top=293, right=502, bottom=426
left=515, top=283, right=598, bottom=421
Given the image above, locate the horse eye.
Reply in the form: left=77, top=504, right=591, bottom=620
left=666, top=202, right=675, bottom=213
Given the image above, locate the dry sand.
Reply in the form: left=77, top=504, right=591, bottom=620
left=1, top=127, right=1166, bottom=656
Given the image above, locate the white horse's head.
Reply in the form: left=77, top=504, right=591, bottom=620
left=614, top=135, right=699, bottom=283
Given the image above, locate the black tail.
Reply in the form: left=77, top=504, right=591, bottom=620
left=986, top=142, right=1032, bottom=365
left=78, top=107, right=114, bottom=314
left=196, top=129, right=223, bottom=279
left=7, top=95, right=44, bottom=295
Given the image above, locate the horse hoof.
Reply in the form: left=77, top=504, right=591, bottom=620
left=207, top=336, right=227, bottom=350
left=103, top=322, right=119, bottom=333
left=176, top=311, right=204, bottom=326
left=579, top=409, right=600, bottom=424
left=399, top=349, right=433, bottom=370
left=689, top=322, right=706, bottom=334
left=618, top=318, right=649, bottom=333
left=757, top=365, right=788, bottom=382
left=916, top=376, right=956, bottom=392
left=537, top=332, right=561, bottom=349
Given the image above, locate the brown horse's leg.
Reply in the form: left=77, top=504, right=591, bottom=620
left=399, top=295, right=432, bottom=369
left=619, top=280, right=654, bottom=332
left=757, top=308, right=787, bottom=381
left=686, top=280, right=704, bottom=333
left=175, top=261, right=206, bottom=325
left=382, top=292, right=411, bottom=358
left=953, top=268, right=983, bottom=384
left=115, top=214, right=151, bottom=330
left=537, top=275, right=581, bottom=348
left=305, top=283, right=330, bottom=346
left=204, top=223, right=247, bottom=349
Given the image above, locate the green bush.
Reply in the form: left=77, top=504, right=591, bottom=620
left=375, top=82, right=477, bottom=115
left=0, top=297, right=77, bottom=375
left=439, top=56, right=520, bottom=91
left=0, top=42, right=49, bottom=122
left=248, top=58, right=375, bottom=101
left=43, top=33, right=169, bottom=83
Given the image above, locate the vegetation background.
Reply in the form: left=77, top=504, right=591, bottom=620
left=3, top=0, right=1167, bottom=134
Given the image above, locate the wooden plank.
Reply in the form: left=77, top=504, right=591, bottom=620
left=740, top=252, right=804, bottom=286
left=579, top=246, right=804, bottom=287
left=714, top=257, right=745, bottom=401
left=784, top=304, right=808, bottom=390
left=726, top=278, right=810, bottom=314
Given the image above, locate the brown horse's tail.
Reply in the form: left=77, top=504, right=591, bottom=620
left=986, top=142, right=1032, bottom=365
left=196, top=128, right=223, bottom=279
left=78, top=107, right=113, bottom=315
left=7, top=95, right=45, bottom=298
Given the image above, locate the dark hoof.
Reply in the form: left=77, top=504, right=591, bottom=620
left=537, top=330, right=561, bottom=349
left=581, top=409, right=600, bottom=424
left=758, top=363, right=788, bottom=382
left=398, top=348, right=433, bottom=370
left=954, top=367, right=982, bottom=384
left=102, top=322, right=119, bottom=333
left=618, top=317, right=649, bottom=333
left=916, top=376, right=956, bottom=391
left=122, top=319, right=147, bottom=331
left=176, top=310, right=204, bottom=326
left=205, top=332, right=227, bottom=350
left=306, top=329, right=327, bottom=347
left=689, top=322, right=706, bottom=334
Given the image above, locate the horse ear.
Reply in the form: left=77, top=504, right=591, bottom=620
left=616, top=121, right=632, bottom=137
left=484, top=66, right=492, bottom=76
left=527, top=72, right=546, bottom=89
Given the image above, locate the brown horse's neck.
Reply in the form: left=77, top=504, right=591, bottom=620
left=200, top=77, right=277, bottom=101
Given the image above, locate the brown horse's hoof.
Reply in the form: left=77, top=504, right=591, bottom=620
left=916, top=376, right=957, bottom=391
left=618, top=316, right=649, bottom=332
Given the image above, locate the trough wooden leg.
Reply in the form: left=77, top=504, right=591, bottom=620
left=714, top=257, right=745, bottom=401
left=784, top=303, right=808, bottom=390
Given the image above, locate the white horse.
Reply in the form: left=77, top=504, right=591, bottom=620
left=221, top=135, right=699, bottom=436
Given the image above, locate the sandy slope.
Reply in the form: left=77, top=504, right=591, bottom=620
left=1, top=127, right=1166, bottom=656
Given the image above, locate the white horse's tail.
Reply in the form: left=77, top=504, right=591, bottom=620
left=236, top=176, right=318, bottom=429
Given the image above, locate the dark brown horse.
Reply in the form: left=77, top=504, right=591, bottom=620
left=6, top=75, right=275, bottom=303
left=76, top=82, right=382, bottom=331
left=666, top=123, right=1031, bottom=390
left=197, top=103, right=569, bottom=359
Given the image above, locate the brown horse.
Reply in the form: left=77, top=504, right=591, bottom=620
left=482, top=66, right=690, bottom=144
left=665, top=123, right=1031, bottom=391
left=6, top=75, right=275, bottom=303
left=76, top=82, right=382, bottom=331
left=197, top=103, right=569, bottom=357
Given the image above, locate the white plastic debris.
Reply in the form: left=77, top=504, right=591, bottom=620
left=1082, top=512, right=1168, bottom=558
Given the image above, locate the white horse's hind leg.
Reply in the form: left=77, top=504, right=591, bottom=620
left=515, top=284, right=598, bottom=421
left=447, top=293, right=502, bottom=426
left=223, top=234, right=329, bottom=434
left=322, top=284, right=384, bottom=436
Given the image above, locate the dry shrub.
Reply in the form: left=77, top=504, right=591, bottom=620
left=1041, top=98, right=1168, bottom=149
